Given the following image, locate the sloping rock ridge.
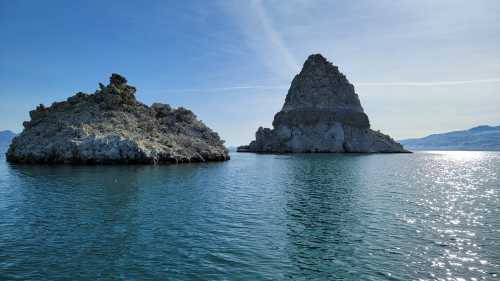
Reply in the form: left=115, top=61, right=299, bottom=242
left=399, top=125, right=500, bottom=151
left=7, top=74, right=230, bottom=164
left=238, top=54, right=408, bottom=153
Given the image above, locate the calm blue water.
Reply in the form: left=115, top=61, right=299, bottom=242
left=1, top=151, right=499, bottom=280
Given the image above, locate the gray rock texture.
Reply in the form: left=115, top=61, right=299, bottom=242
left=238, top=54, right=408, bottom=153
left=7, top=74, right=229, bottom=164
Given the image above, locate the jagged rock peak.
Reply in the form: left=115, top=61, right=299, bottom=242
left=282, top=53, right=364, bottom=115
left=110, top=73, right=128, bottom=87
left=299, top=54, right=348, bottom=82
left=302, top=54, right=336, bottom=71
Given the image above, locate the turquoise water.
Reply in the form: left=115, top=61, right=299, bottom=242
left=0, top=151, right=499, bottom=280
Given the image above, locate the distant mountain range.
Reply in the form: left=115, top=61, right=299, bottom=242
left=0, top=130, right=16, bottom=153
left=400, top=125, right=500, bottom=151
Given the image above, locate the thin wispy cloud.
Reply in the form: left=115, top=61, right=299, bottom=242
left=158, top=78, right=500, bottom=94
left=357, top=78, right=500, bottom=87
left=250, top=0, right=299, bottom=73
left=220, top=0, right=299, bottom=79
left=159, top=85, right=288, bottom=94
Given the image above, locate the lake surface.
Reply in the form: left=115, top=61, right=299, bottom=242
left=1, top=151, right=499, bottom=280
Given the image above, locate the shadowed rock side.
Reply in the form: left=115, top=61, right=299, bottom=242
left=7, top=74, right=229, bottom=164
left=238, top=54, right=409, bottom=153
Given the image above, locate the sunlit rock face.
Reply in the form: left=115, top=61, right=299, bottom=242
left=238, top=54, right=408, bottom=153
left=7, top=74, right=229, bottom=164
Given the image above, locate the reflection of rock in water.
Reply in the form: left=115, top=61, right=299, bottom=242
left=281, top=155, right=366, bottom=278
left=6, top=162, right=225, bottom=278
left=7, top=164, right=154, bottom=274
left=239, top=54, right=408, bottom=153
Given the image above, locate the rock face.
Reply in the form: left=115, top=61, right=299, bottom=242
left=238, top=54, right=408, bottom=153
left=7, top=74, right=230, bottom=164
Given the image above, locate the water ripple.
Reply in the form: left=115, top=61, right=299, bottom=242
left=0, top=152, right=499, bottom=280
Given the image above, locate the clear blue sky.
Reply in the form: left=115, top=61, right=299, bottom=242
left=1, top=0, right=499, bottom=146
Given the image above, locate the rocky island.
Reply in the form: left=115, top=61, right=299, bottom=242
left=7, top=74, right=229, bottom=164
left=238, top=54, right=408, bottom=153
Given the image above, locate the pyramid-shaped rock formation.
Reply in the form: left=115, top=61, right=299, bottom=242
left=238, top=54, right=408, bottom=153
left=7, top=74, right=230, bottom=164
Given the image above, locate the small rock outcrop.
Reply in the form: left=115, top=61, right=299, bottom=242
left=238, top=54, right=409, bottom=153
left=7, top=74, right=229, bottom=164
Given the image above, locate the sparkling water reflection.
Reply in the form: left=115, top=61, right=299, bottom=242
left=0, top=151, right=499, bottom=280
